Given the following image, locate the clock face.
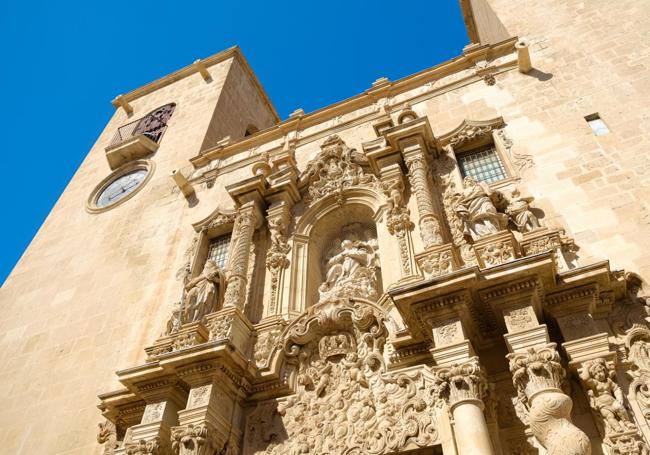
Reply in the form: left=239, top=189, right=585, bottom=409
left=96, top=169, right=148, bottom=208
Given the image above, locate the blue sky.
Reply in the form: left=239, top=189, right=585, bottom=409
left=0, top=1, right=469, bottom=285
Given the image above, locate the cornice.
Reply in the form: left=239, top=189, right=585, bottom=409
left=110, top=46, right=280, bottom=122
left=189, top=37, right=519, bottom=169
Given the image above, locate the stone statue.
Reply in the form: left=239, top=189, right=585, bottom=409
left=506, top=189, right=541, bottom=233
left=182, top=259, right=224, bottom=324
left=455, top=176, right=507, bottom=240
left=580, top=358, right=633, bottom=434
left=318, top=238, right=380, bottom=301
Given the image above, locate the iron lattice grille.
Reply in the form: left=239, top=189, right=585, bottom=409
left=207, top=234, right=231, bottom=269
left=108, top=103, right=175, bottom=147
left=457, top=145, right=507, bottom=183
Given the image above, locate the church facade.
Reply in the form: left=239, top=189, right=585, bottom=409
left=1, top=1, right=650, bottom=454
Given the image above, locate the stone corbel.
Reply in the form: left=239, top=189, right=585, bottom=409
left=193, top=59, right=212, bottom=82
left=125, top=377, right=189, bottom=455
left=112, top=94, right=134, bottom=116
left=172, top=363, right=245, bottom=455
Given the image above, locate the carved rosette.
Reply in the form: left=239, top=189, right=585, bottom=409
left=433, top=357, right=487, bottom=409
left=223, top=205, right=257, bottom=309
left=404, top=154, right=443, bottom=249
left=507, top=344, right=591, bottom=454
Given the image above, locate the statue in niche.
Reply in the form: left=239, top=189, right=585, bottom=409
left=182, top=259, right=225, bottom=324
left=506, top=189, right=541, bottom=233
left=580, top=358, right=634, bottom=434
left=318, top=234, right=380, bottom=301
left=455, top=176, right=507, bottom=240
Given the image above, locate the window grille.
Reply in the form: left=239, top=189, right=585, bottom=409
left=207, top=234, right=231, bottom=269
left=457, top=146, right=507, bottom=184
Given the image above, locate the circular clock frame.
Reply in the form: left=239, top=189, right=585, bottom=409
left=86, top=159, right=155, bottom=213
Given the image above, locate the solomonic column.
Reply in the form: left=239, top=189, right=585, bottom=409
left=401, top=139, right=461, bottom=278
left=222, top=200, right=261, bottom=310
left=433, top=357, right=495, bottom=455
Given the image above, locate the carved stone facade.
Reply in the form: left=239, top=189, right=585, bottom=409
left=2, top=3, right=650, bottom=454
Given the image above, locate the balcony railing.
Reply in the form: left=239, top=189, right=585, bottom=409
left=107, top=117, right=167, bottom=149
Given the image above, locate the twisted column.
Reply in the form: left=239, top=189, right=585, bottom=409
left=223, top=201, right=259, bottom=310
left=433, top=358, right=494, bottom=455
left=403, top=146, right=443, bottom=249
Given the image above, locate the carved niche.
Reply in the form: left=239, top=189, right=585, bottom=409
left=318, top=223, right=381, bottom=302
left=243, top=298, right=440, bottom=455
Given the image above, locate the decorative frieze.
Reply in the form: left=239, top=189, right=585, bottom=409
left=473, top=230, right=519, bottom=268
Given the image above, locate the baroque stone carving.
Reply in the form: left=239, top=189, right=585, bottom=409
left=455, top=176, right=508, bottom=240
left=507, top=343, right=591, bottom=455
left=433, top=357, right=487, bottom=408
left=171, top=423, right=215, bottom=455
left=207, top=314, right=233, bottom=341
left=266, top=215, right=291, bottom=314
left=125, top=437, right=161, bottom=455
left=506, top=189, right=541, bottom=233
left=223, top=205, right=258, bottom=309
left=496, top=128, right=533, bottom=173
left=404, top=153, right=444, bottom=249
left=97, top=420, right=119, bottom=455
left=303, top=135, right=377, bottom=205
left=578, top=358, right=639, bottom=448
left=436, top=151, right=477, bottom=266
left=381, top=178, right=414, bottom=276
left=318, top=234, right=380, bottom=302
left=243, top=299, right=439, bottom=455
left=254, top=328, right=283, bottom=368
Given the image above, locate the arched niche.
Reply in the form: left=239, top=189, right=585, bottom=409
left=288, top=187, right=398, bottom=313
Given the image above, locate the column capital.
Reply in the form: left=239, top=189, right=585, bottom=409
left=433, top=357, right=487, bottom=410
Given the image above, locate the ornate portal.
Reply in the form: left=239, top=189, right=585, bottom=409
left=91, top=45, right=650, bottom=455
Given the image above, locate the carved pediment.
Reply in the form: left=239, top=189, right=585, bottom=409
left=244, top=298, right=440, bottom=455
left=437, top=117, right=505, bottom=149
left=301, top=135, right=378, bottom=205
left=191, top=208, right=237, bottom=233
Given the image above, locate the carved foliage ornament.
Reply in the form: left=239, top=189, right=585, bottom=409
left=303, top=135, right=377, bottom=205
left=244, top=299, right=439, bottom=455
left=507, top=344, right=591, bottom=455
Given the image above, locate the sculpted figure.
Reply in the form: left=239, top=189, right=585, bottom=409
left=455, top=176, right=507, bottom=239
left=506, top=189, right=541, bottom=233
left=318, top=238, right=379, bottom=300
left=629, top=335, right=650, bottom=372
left=183, top=259, right=224, bottom=323
left=580, top=358, right=633, bottom=434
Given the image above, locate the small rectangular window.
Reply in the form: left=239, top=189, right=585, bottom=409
left=585, top=114, right=610, bottom=136
left=207, top=234, right=231, bottom=269
left=457, top=145, right=507, bottom=184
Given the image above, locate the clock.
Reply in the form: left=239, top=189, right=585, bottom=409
left=87, top=160, right=154, bottom=213
left=96, top=169, right=147, bottom=208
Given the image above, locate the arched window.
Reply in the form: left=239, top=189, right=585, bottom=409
left=133, top=103, right=176, bottom=143
left=244, top=124, right=259, bottom=137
